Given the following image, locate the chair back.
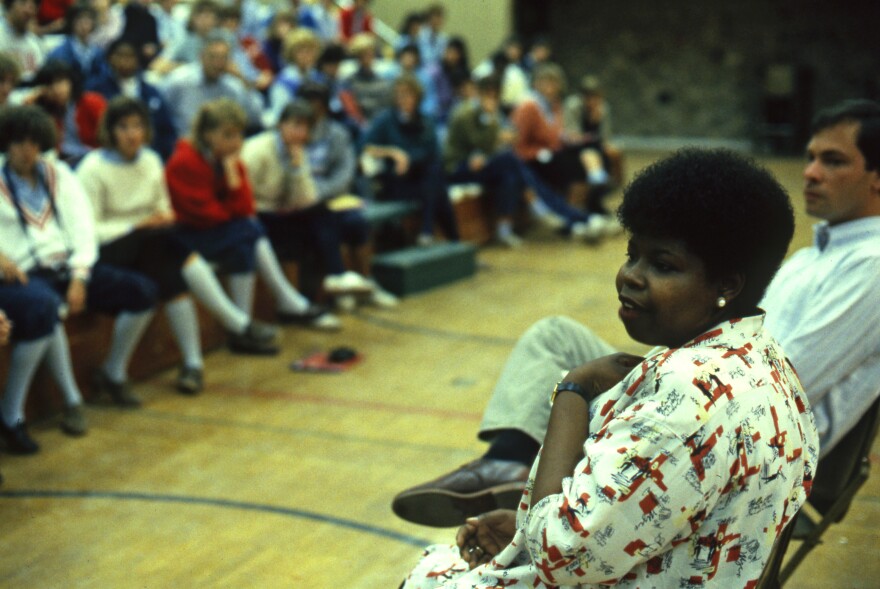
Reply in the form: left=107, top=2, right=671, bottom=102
left=809, top=395, right=880, bottom=516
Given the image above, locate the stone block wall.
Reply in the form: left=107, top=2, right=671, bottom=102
left=524, top=0, right=880, bottom=142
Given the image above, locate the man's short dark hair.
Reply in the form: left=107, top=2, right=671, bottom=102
left=3, top=0, right=35, bottom=11
left=317, top=43, right=346, bottom=68
left=0, top=105, right=57, bottom=151
left=296, top=81, right=330, bottom=108
left=475, top=75, right=501, bottom=95
left=34, top=59, right=84, bottom=100
left=811, top=99, right=880, bottom=172
left=618, top=148, right=794, bottom=313
left=278, top=98, right=314, bottom=126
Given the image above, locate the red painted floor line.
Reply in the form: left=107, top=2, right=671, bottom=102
left=212, top=385, right=483, bottom=422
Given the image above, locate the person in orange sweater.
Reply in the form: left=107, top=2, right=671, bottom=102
left=512, top=63, right=618, bottom=234
left=165, top=98, right=340, bottom=335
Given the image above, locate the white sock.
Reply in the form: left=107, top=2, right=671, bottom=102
left=254, top=237, right=308, bottom=313
left=227, top=273, right=256, bottom=316
left=1, top=335, right=52, bottom=425
left=44, top=325, right=83, bottom=407
left=496, top=220, right=514, bottom=239
left=529, top=199, right=553, bottom=218
left=164, top=297, right=204, bottom=369
left=102, top=310, right=155, bottom=383
left=181, top=255, right=249, bottom=334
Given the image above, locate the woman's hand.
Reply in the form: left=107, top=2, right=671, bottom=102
left=455, top=509, right=517, bottom=570
left=66, top=278, right=87, bottom=315
left=288, top=144, right=304, bottom=168
left=222, top=155, right=242, bottom=190
left=392, top=149, right=410, bottom=176
left=562, top=352, right=645, bottom=401
left=137, top=211, right=176, bottom=229
left=0, top=255, right=27, bottom=284
left=0, top=310, right=12, bottom=345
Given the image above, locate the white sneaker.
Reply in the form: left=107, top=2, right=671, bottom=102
left=497, top=232, right=524, bottom=248
left=416, top=233, right=435, bottom=247
left=533, top=210, right=567, bottom=230
left=571, top=216, right=604, bottom=243
left=323, top=271, right=375, bottom=294
left=311, top=311, right=342, bottom=331
left=368, top=282, right=399, bottom=308
left=599, top=214, right=623, bottom=237
left=336, top=294, right=358, bottom=312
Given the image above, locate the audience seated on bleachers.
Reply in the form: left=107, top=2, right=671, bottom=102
left=0, top=105, right=158, bottom=453
left=563, top=74, right=626, bottom=215
left=88, top=0, right=124, bottom=50
left=267, top=27, right=320, bottom=125
left=47, top=3, right=107, bottom=81
left=444, top=75, right=600, bottom=246
left=416, top=3, right=448, bottom=68
left=165, top=97, right=340, bottom=335
left=298, top=0, right=340, bottom=44
left=87, top=38, right=177, bottom=159
left=79, top=98, right=286, bottom=392
left=0, top=0, right=47, bottom=83
left=364, top=74, right=460, bottom=247
left=160, top=31, right=262, bottom=136
left=338, top=0, right=373, bottom=45
left=339, top=32, right=396, bottom=132
left=298, top=81, right=397, bottom=310
left=30, top=59, right=107, bottom=167
left=0, top=0, right=645, bottom=459
left=512, top=62, right=619, bottom=235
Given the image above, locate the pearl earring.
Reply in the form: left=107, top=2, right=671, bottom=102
left=716, top=297, right=727, bottom=308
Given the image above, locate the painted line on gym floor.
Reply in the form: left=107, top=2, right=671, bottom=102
left=351, top=314, right=519, bottom=347
left=135, top=408, right=480, bottom=455
left=0, top=489, right=434, bottom=547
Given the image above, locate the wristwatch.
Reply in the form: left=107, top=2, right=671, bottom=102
left=550, top=380, right=590, bottom=406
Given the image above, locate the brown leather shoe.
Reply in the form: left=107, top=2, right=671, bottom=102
left=391, top=458, right=530, bottom=527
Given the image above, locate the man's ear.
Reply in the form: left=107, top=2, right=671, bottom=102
left=719, top=272, right=746, bottom=304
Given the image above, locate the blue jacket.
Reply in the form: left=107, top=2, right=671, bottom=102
left=86, top=73, right=178, bottom=161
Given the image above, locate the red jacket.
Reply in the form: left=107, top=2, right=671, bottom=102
left=512, top=98, right=565, bottom=161
left=339, top=7, right=373, bottom=41
left=165, top=140, right=256, bottom=229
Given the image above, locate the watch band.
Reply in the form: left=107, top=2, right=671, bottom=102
left=550, top=380, right=591, bottom=406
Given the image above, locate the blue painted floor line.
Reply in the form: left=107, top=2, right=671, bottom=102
left=0, top=489, right=433, bottom=548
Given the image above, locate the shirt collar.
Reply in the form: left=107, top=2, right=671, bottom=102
left=813, top=216, right=880, bottom=252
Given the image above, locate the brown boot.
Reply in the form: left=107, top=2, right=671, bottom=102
left=391, top=458, right=530, bottom=527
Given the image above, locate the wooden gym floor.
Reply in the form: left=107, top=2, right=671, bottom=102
left=1, top=152, right=878, bottom=588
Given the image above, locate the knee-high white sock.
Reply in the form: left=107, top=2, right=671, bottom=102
left=2, top=336, right=52, bottom=425
left=164, top=297, right=204, bottom=369
left=43, top=325, right=84, bottom=407
left=181, top=256, right=249, bottom=334
left=227, top=272, right=256, bottom=316
left=102, top=310, right=154, bottom=383
left=254, top=237, right=308, bottom=313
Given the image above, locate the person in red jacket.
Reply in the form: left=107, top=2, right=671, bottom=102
left=338, top=0, right=372, bottom=43
left=165, top=97, right=340, bottom=332
left=30, top=59, right=106, bottom=167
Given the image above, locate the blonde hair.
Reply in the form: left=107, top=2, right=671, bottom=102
left=190, top=98, right=247, bottom=151
left=348, top=33, right=376, bottom=57
left=283, top=27, right=321, bottom=64
left=533, top=62, right=567, bottom=94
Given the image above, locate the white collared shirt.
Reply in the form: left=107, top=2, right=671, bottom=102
left=762, top=216, right=880, bottom=455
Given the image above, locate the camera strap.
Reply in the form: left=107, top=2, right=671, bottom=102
left=2, top=161, right=73, bottom=271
